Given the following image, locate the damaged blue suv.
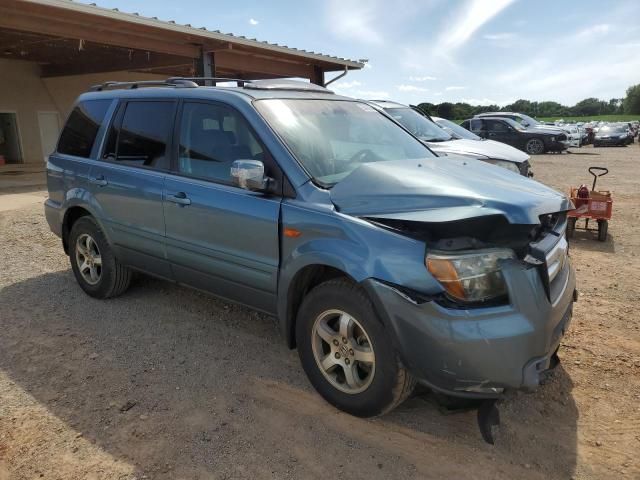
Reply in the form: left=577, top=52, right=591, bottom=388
left=46, top=78, right=576, bottom=423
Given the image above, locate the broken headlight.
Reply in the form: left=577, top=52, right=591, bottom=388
left=426, top=249, right=515, bottom=303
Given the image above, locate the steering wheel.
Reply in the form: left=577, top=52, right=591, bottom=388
left=348, top=149, right=382, bottom=164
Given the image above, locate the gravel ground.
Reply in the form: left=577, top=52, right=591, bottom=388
left=0, top=145, right=639, bottom=480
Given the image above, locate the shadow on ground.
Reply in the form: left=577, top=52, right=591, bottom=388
left=0, top=270, right=580, bottom=479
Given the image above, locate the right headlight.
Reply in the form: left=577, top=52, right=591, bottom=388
left=426, top=249, right=515, bottom=303
left=484, top=159, right=521, bottom=174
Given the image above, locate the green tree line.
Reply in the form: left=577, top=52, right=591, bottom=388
left=417, top=83, right=640, bottom=120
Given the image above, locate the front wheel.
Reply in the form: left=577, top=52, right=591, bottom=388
left=525, top=138, right=545, bottom=155
left=296, top=279, right=415, bottom=417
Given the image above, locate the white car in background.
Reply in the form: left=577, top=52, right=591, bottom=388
left=366, top=101, right=533, bottom=176
left=563, top=124, right=583, bottom=148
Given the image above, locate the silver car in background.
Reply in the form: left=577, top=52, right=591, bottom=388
left=366, top=101, right=532, bottom=176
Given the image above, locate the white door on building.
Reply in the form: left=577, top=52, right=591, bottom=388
left=37, top=111, right=61, bottom=162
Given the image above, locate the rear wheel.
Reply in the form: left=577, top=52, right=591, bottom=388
left=69, top=216, right=132, bottom=298
left=525, top=138, right=545, bottom=155
left=566, top=217, right=577, bottom=239
left=597, top=219, right=608, bottom=242
left=296, top=279, right=415, bottom=417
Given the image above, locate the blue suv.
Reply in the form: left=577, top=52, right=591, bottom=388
left=46, top=78, right=576, bottom=420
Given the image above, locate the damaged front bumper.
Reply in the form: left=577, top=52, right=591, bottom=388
left=363, top=258, right=576, bottom=399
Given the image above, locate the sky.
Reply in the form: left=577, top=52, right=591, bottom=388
left=78, top=0, right=640, bottom=106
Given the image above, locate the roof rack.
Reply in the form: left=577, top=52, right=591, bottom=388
left=89, top=79, right=198, bottom=91
left=167, top=77, right=253, bottom=87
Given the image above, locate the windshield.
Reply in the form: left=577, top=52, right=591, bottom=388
left=502, top=118, right=526, bottom=130
left=255, top=99, right=434, bottom=186
left=517, top=113, right=540, bottom=126
left=434, top=117, right=481, bottom=140
left=383, top=108, right=451, bottom=142
left=599, top=125, right=626, bottom=133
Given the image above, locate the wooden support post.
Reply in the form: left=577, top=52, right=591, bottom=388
left=311, top=66, right=325, bottom=86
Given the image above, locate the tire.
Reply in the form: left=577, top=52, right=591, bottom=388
left=597, top=219, right=608, bottom=242
left=296, top=278, right=415, bottom=417
left=566, top=217, right=576, bottom=239
left=525, top=138, right=545, bottom=155
left=69, top=216, right=132, bottom=298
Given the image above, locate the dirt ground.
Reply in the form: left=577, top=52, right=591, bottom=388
left=0, top=145, right=639, bottom=480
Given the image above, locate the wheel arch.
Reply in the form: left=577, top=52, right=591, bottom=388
left=281, top=263, right=357, bottom=349
left=61, top=204, right=111, bottom=255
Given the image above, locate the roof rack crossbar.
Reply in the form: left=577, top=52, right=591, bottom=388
left=89, top=79, right=198, bottom=91
left=167, top=77, right=254, bottom=87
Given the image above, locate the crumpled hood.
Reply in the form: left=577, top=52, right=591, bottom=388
left=330, top=156, right=571, bottom=225
left=426, top=138, right=530, bottom=163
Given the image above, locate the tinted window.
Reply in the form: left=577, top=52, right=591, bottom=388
left=485, top=120, right=510, bottom=132
left=105, top=101, right=174, bottom=169
left=178, top=102, right=264, bottom=183
left=469, top=119, right=484, bottom=133
left=58, top=100, right=111, bottom=157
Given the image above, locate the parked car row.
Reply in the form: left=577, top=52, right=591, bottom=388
left=461, top=115, right=569, bottom=155
left=45, top=78, right=576, bottom=438
left=455, top=112, right=639, bottom=152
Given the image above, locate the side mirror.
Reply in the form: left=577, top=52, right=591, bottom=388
left=230, top=160, right=273, bottom=192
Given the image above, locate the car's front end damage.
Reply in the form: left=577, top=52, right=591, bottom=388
left=362, top=212, right=575, bottom=399
left=330, top=156, right=576, bottom=441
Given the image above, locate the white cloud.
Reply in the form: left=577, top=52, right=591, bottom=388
left=397, top=84, right=429, bottom=92
left=483, top=32, right=515, bottom=40
left=408, top=75, right=436, bottom=81
left=461, top=97, right=511, bottom=106
left=575, top=23, right=610, bottom=39
left=326, top=0, right=383, bottom=44
left=248, top=18, right=259, bottom=25
left=445, top=86, right=466, bottom=91
left=435, top=0, right=515, bottom=56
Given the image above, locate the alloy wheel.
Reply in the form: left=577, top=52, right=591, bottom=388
left=311, top=309, right=375, bottom=394
left=75, top=233, right=102, bottom=285
left=526, top=138, right=545, bottom=154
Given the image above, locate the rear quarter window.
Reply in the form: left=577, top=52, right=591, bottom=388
left=58, top=99, right=112, bottom=157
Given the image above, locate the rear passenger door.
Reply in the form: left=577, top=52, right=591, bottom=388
left=90, top=99, right=177, bottom=279
left=163, top=100, right=281, bottom=314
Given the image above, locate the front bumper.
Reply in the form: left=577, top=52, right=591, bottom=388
left=594, top=137, right=626, bottom=146
left=363, top=259, right=576, bottom=399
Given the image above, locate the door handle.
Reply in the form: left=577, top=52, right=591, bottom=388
left=167, top=192, right=191, bottom=206
left=89, top=174, right=108, bottom=186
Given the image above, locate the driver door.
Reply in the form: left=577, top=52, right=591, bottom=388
left=163, top=100, right=282, bottom=314
left=484, top=119, right=518, bottom=146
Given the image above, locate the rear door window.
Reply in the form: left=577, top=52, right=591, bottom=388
left=58, top=99, right=112, bottom=157
left=103, top=101, right=175, bottom=169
